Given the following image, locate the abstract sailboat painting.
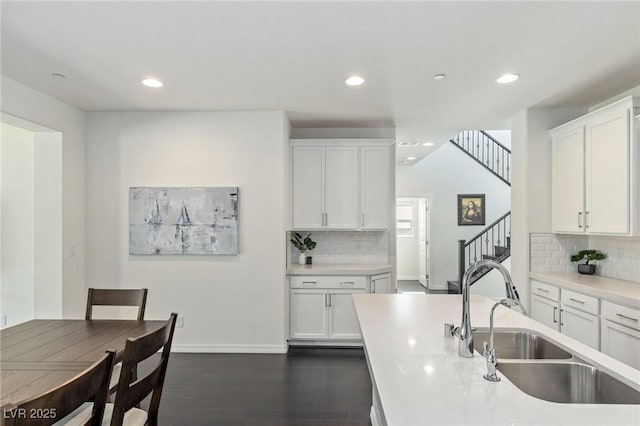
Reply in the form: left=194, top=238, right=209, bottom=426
left=129, top=187, right=239, bottom=255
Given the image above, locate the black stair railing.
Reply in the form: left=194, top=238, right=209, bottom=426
left=456, top=211, right=511, bottom=290
left=450, top=130, right=511, bottom=186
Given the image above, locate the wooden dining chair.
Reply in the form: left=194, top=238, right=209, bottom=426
left=105, top=313, right=178, bottom=426
left=85, top=288, right=148, bottom=398
left=0, top=350, right=115, bottom=426
left=85, top=288, right=148, bottom=321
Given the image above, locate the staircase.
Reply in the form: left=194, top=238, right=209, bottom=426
left=447, top=130, right=511, bottom=294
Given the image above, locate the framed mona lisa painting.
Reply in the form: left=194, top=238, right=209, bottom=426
left=458, top=194, right=485, bottom=226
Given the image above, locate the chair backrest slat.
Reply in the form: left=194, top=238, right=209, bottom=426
left=111, top=313, right=177, bottom=426
left=1, top=350, right=115, bottom=426
left=85, top=288, right=148, bottom=320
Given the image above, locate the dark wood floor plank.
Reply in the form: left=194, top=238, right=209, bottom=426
left=138, top=348, right=372, bottom=425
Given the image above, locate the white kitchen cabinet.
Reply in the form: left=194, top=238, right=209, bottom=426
left=531, top=294, right=560, bottom=331
left=325, top=147, right=359, bottom=228
left=530, top=280, right=599, bottom=349
left=291, top=145, right=358, bottom=229
left=600, top=301, right=640, bottom=369
left=328, top=290, right=367, bottom=339
left=291, top=140, right=393, bottom=230
left=371, top=273, right=391, bottom=294
left=550, top=97, right=639, bottom=236
left=360, top=146, right=390, bottom=229
left=291, top=146, right=325, bottom=229
left=290, top=275, right=368, bottom=341
left=290, top=289, right=328, bottom=339
left=551, top=126, right=585, bottom=233
left=560, top=304, right=599, bottom=350
left=585, top=105, right=630, bottom=234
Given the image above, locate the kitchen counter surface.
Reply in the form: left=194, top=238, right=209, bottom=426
left=286, top=263, right=392, bottom=276
left=530, top=272, right=640, bottom=309
left=353, top=294, right=640, bottom=426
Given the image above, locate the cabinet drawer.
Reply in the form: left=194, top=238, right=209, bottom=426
left=531, top=280, right=560, bottom=301
left=290, top=276, right=366, bottom=289
left=602, top=301, right=640, bottom=331
left=561, top=289, right=599, bottom=315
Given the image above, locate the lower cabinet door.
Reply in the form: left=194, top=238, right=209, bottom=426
left=531, top=295, right=560, bottom=331
left=601, top=320, right=640, bottom=370
left=291, top=289, right=328, bottom=339
left=371, top=273, right=391, bottom=294
left=328, top=291, right=366, bottom=339
left=560, top=305, right=599, bottom=349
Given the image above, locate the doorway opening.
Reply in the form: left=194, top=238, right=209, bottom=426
left=1, top=114, right=63, bottom=328
left=396, top=196, right=430, bottom=294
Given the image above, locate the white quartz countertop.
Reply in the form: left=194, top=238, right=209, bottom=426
left=353, top=294, right=640, bottom=426
left=530, top=272, right=640, bottom=309
left=286, top=263, right=392, bottom=276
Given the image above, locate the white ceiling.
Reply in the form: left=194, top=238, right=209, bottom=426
left=2, top=1, right=639, bottom=161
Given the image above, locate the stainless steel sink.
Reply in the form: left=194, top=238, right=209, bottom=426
left=472, top=330, right=572, bottom=360
left=498, top=362, right=640, bottom=404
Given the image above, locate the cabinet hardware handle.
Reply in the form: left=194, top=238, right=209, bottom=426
left=340, top=281, right=355, bottom=286
left=362, top=213, right=365, bottom=227
left=585, top=211, right=589, bottom=228
left=553, top=307, right=558, bottom=323
left=328, top=294, right=331, bottom=307
left=537, top=288, right=550, bottom=293
left=569, top=298, right=585, bottom=304
left=560, top=309, right=564, bottom=326
left=325, top=293, right=329, bottom=307
left=616, top=313, right=639, bottom=322
left=325, top=213, right=328, bottom=226
left=578, top=212, right=582, bottom=228
left=302, top=281, right=317, bottom=286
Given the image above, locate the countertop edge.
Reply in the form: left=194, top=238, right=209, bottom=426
left=286, top=264, right=393, bottom=276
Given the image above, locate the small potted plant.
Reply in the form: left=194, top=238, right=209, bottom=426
left=571, top=250, right=606, bottom=275
left=290, top=232, right=317, bottom=265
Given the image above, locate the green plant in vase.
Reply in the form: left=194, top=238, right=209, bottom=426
left=290, top=232, right=317, bottom=265
left=570, top=250, right=606, bottom=275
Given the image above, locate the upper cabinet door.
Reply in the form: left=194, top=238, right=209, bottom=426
left=552, top=126, right=585, bottom=233
left=292, top=146, right=325, bottom=229
left=325, top=147, right=359, bottom=228
left=361, top=147, right=390, bottom=229
left=585, top=107, right=629, bottom=234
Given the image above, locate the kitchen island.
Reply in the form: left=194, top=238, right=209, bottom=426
left=353, top=294, right=640, bottom=425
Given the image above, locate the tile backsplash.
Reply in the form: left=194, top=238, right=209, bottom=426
left=288, top=231, right=389, bottom=264
left=530, top=233, right=640, bottom=283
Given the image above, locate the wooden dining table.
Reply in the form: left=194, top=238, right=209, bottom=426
left=0, top=319, right=165, bottom=406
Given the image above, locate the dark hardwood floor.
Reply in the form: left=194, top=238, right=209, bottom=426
left=140, top=347, right=372, bottom=425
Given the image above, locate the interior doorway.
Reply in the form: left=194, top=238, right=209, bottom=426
left=0, top=114, right=63, bottom=328
left=396, top=196, right=431, bottom=293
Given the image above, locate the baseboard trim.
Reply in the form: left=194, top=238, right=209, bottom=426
left=398, top=276, right=420, bottom=281
left=172, top=343, right=288, bottom=354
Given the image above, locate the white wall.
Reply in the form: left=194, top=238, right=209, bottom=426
left=397, top=142, right=511, bottom=289
left=1, top=76, right=86, bottom=318
left=85, top=111, right=289, bottom=352
left=396, top=198, right=419, bottom=280
left=1, top=124, right=35, bottom=326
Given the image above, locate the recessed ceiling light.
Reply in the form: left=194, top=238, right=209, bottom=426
left=142, top=78, right=163, bottom=88
left=422, top=142, right=435, bottom=147
left=51, top=73, right=66, bottom=80
left=433, top=74, right=446, bottom=80
left=345, top=75, right=365, bottom=86
left=496, top=73, right=519, bottom=84
left=407, top=156, right=417, bottom=161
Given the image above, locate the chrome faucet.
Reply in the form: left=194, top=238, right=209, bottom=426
left=483, top=298, right=526, bottom=382
left=457, top=259, right=527, bottom=358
